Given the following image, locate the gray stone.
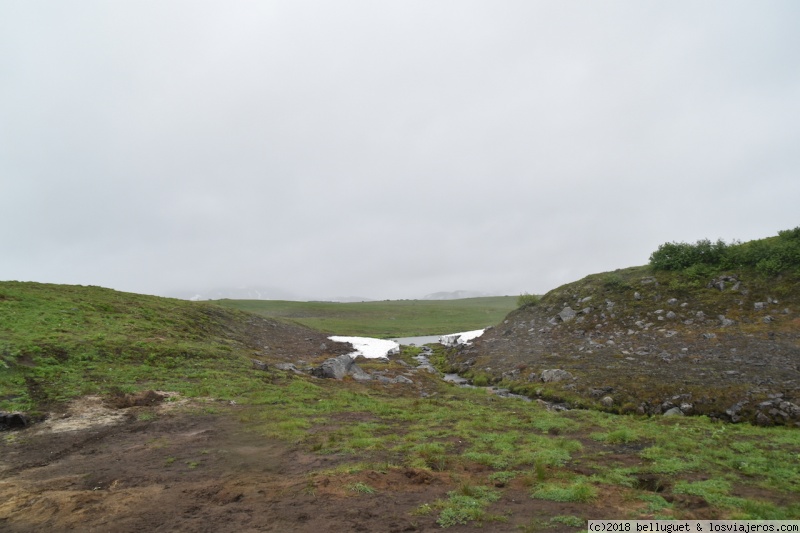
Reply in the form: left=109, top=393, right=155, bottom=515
left=558, top=307, right=577, bottom=322
left=540, top=369, right=574, bottom=383
left=392, top=375, right=414, bottom=384
left=274, top=362, right=301, bottom=374
left=310, top=354, right=355, bottom=379
left=252, top=359, right=268, bottom=371
left=755, top=412, right=773, bottom=427
left=778, top=401, right=800, bottom=417
left=754, top=302, right=767, bottom=311
left=349, top=365, right=373, bottom=381
left=719, top=315, right=735, bottom=327
left=667, top=298, right=678, bottom=305
left=663, top=407, right=683, bottom=416
left=634, top=292, right=642, bottom=300
left=600, top=396, right=614, bottom=408
left=666, top=311, right=677, bottom=319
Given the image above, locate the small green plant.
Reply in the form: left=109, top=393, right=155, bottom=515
left=639, top=493, right=672, bottom=514
left=487, top=471, right=517, bottom=485
left=551, top=515, right=585, bottom=527
left=347, top=482, right=376, bottom=494
left=591, top=427, right=640, bottom=444
left=164, top=456, right=176, bottom=466
left=531, top=480, right=597, bottom=503
left=434, top=485, right=501, bottom=528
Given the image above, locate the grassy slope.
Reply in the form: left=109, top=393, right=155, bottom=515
left=2, top=281, right=799, bottom=523
left=0, top=281, right=284, bottom=412
left=215, top=296, right=518, bottom=337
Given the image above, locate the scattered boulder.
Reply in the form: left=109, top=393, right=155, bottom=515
left=540, top=369, right=574, bottom=383
left=558, top=307, right=577, bottom=322
left=663, top=407, right=683, bottom=416
left=274, top=362, right=301, bottom=374
left=252, top=359, right=268, bottom=371
left=755, top=412, right=773, bottom=427
left=349, top=365, right=373, bottom=382
left=310, top=354, right=355, bottom=380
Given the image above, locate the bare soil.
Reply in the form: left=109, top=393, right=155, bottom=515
left=1, top=397, right=674, bottom=533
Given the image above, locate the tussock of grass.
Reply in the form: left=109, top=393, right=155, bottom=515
left=432, top=485, right=501, bottom=528
left=530, top=480, right=598, bottom=503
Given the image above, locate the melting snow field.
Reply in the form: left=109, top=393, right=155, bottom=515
left=328, top=336, right=400, bottom=359
left=329, top=329, right=486, bottom=359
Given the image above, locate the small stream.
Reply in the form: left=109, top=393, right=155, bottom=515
left=329, top=330, right=568, bottom=409
left=412, top=348, right=533, bottom=403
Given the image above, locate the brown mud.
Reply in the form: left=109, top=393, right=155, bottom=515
left=0, top=397, right=676, bottom=533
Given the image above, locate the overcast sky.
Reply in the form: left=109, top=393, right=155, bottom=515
left=2, top=1, right=799, bottom=300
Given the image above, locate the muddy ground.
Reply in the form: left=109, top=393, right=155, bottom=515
left=0, top=395, right=666, bottom=533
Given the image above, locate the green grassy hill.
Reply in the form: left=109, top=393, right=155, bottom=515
left=0, top=281, right=345, bottom=413
left=215, top=296, right=518, bottom=338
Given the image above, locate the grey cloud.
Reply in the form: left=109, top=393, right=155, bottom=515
left=2, top=1, right=799, bottom=300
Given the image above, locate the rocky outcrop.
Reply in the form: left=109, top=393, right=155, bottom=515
left=445, top=267, right=800, bottom=426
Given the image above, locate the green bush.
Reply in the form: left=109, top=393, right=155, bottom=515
left=649, top=228, right=800, bottom=275
left=517, top=293, right=540, bottom=308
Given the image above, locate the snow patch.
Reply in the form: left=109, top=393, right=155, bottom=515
left=330, top=328, right=487, bottom=358
left=439, top=328, right=486, bottom=347
left=328, top=336, right=400, bottom=359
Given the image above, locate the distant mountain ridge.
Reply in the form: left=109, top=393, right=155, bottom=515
left=422, top=290, right=495, bottom=300
left=169, top=286, right=301, bottom=301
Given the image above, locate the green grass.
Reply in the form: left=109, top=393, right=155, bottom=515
left=430, top=484, right=502, bottom=527
left=347, top=481, right=376, bottom=494
left=214, top=296, right=517, bottom=338
left=0, top=281, right=271, bottom=412
left=530, top=480, right=598, bottom=503
left=3, top=280, right=800, bottom=522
